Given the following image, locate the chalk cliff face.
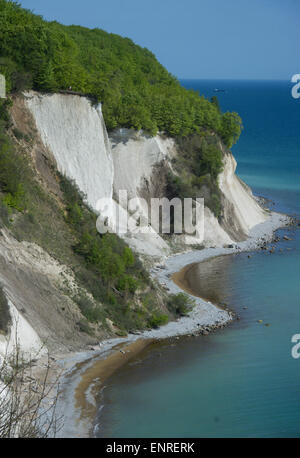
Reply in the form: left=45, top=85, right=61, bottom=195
left=25, top=92, right=267, bottom=255
left=218, top=152, right=267, bottom=240
left=110, top=129, right=175, bottom=256
left=0, top=229, right=95, bottom=359
left=0, top=91, right=270, bottom=358
left=25, top=92, right=114, bottom=210
left=0, top=298, right=46, bottom=361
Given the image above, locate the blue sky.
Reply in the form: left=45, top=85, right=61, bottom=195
left=18, top=0, right=299, bottom=80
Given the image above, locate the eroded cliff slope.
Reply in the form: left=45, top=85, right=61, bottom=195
left=0, top=91, right=268, bottom=358
left=25, top=92, right=267, bottom=255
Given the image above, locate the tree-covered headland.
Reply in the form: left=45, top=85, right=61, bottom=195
left=0, top=0, right=241, bottom=145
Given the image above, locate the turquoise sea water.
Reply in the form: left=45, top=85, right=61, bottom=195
left=96, top=80, right=300, bottom=438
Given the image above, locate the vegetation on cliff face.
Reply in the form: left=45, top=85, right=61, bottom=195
left=166, top=133, right=224, bottom=217
left=0, top=286, right=10, bottom=334
left=0, top=0, right=241, bottom=144
left=0, top=1, right=241, bottom=334
left=0, top=99, right=171, bottom=334
left=0, top=99, right=30, bottom=214
left=58, top=174, right=163, bottom=332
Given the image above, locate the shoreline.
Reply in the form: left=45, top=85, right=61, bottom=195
left=171, top=261, right=225, bottom=305
left=47, top=210, right=290, bottom=437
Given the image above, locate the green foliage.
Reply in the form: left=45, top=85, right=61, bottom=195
left=77, top=319, right=93, bottom=335
left=73, top=293, right=104, bottom=323
left=0, top=199, right=9, bottom=227
left=12, top=127, right=30, bottom=142
left=59, top=176, right=142, bottom=289
left=73, top=231, right=133, bottom=284
left=0, top=99, right=30, bottom=211
left=166, top=133, right=224, bottom=217
left=0, top=98, right=12, bottom=129
left=2, top=186, right=25, bottom=211
left=116, top=275, right=139, bottom=294
left=0, top=286, right=10, bottom=334
left=59, top=175, right=156, bottom=330
left=0, top=0, right=242, bottom=143
left=148, top=313, right=168, bottom=329
left=220, top=112, right=243, bottom=148
left=176, top=134, right=223, bottom=179
left=210, top=95, right=221, bottom=113
left=167, top=293, right=195, bottom=317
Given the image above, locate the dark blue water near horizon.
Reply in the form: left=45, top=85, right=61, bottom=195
left=182, top=79, right=300, bottom=215
left=97, top=80, right=300, bottom=438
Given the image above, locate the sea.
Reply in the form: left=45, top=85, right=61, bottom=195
left=95, top=79, right=300, bottom=438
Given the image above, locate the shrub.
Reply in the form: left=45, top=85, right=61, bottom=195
left=0, top=347, right=61, bottom=437
left=166, top=133, right=224, bottom=217
left=148, top=313, right=168, bottom=329
left=116, top=275, right=139, bottom=294
left=0, top=286, right=11, bottom=334
left=74, top=293, right=105, bottom=323
left=0, top=100, right=30, bottom=212
left=12, top=127, right=24, bottom=140
left=0, top=199, right=9, bottom=227
left=58, top=175, right=155, bottom=330
left=167, top=293, right=195, bottom=317
left=77, top=319, right=93, bottom=335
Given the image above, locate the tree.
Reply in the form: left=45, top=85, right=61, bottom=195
left=0, top=0, right=243, bottom=142
left=221, top=112, right=243, bottom=148
left=210, top=95, right=221, bottom=113
left=0, top=341, right=62, bottom=438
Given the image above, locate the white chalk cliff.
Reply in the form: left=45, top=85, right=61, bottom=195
left=0, top=91, right=270, bottom=359
left=25, top=92, right=114, bottom=209
left=218, top=152, right=267, bottom=239
left=25, top=92, right=267, bottom=256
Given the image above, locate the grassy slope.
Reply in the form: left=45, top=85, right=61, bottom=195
left=0, top=286, right=10, bottom=334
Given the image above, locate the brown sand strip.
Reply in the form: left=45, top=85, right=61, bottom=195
left=172, top=261, right=225, bottom=310
left=171, top=262, right=199, bottom=297
left=74, top=338, right=154, bottom=424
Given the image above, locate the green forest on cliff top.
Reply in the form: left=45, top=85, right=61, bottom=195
left=0, top=0, right=241, bottom=145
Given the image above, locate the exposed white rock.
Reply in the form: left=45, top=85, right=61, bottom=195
left=218, top=152, right=268, bottom=239
left=203, top=206, right=232, bottom=246
left=111, top=129, right=175, bottom=202
left=25, top=92, right=114, bottom=209
left=25, top=93, right=269, bottom=256
left=0, top=229, right=76, bottom=288
left=25, top=95, right=171, bottom=257
left=110, top=129, right=175, bottom=256
left=0, top=229, right=91, bottom=354
left=0, top=296, right=47, bottom=361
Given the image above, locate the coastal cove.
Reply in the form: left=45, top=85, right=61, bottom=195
left=53, top=209, right=289, bottom=438
left=14, top=79, right=297, bottom=439
left=92, top=80, right=300, bottom=438
left=97, top=222, right=300, bottom=438
left=24, top=79, right=300, bottom=439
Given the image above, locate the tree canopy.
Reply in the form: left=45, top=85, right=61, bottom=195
left=0, top=0, right=242, bottom=144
